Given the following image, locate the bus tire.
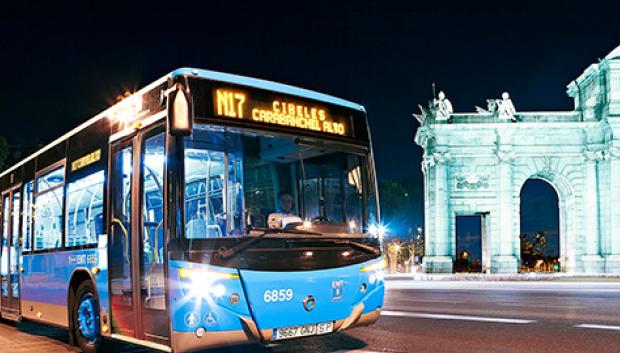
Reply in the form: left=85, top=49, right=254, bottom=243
left=72, top=281, right=102, bottom=353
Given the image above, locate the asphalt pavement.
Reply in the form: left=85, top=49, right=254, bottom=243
left=1, top=280, right=619, bottom=353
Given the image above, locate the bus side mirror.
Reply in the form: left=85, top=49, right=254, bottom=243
left=168, top=82, right=193, bottom=136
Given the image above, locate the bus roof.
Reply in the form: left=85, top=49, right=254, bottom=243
left=172, top=68, right=365, bottom=112
left=0, top=68, right=365, bottom=179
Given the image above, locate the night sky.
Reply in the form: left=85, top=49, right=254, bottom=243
left=1, top=1, right=619, bottom=234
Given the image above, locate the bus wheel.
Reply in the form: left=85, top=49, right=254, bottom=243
left=73, top=281, right=102, bottom=353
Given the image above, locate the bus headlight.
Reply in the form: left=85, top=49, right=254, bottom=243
left=178, top=268, right=239, bottom=300
left=368, top=224, right=387, bottom=237
left=368, top=224, right=378, bottom=235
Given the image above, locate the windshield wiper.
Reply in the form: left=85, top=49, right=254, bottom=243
left=215, top=227, right=322, bottom=260
left=335, top=239, right=381, bottom=255
left=283, top=238, right=381, bottom=256
left=248, top=227, right=322, bottom=236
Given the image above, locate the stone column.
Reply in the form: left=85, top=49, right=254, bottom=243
left=423, top=152, right=453, bottom=273
left=606, top=147, right=620, bottom=272
left=492, top=149, right=518, bottom=273
left=582, top=149, right=604, bottom=273
left=481, top=214, right=491, bottom=273
left=421, top=156, right=434, bottom=259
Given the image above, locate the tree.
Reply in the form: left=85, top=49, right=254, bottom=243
left=387, top=240, right=403, bottom=272
left=411, top=235, right=425, bottom=263
left=0, top=137, right=7, bottom=171
left=520, top=231, right=548, bottom=270
left=531, top=232, right=548, bottom=257
left=378, top=179, right=418, bottom=237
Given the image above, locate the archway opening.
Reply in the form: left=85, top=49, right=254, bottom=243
left=455, top=215, right=483, bottom=273
left=519, top=179, right=560, bottom=272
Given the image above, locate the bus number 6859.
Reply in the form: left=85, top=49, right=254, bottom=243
left=264, top=289, right=294, bottom=303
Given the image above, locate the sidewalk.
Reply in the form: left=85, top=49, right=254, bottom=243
left=384, top=272, right=620, bottom=282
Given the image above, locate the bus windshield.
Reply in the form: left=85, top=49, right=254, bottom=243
left=182, top=124, right=377, bottom=240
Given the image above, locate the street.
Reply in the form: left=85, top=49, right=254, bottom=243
left=1, top=280, right=619, bottom=353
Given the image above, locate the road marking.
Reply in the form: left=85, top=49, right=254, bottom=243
left=499, top=302, right=586, bottom=309
left=399, top=298, right=465, bottom=304
left=387, top=284, right=620, bottom=294
left=575, top=324, right=620, bottom=331
left=381, top=310, right=536, bottom=324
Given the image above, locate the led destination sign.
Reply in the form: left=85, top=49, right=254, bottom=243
left=212, top=87, right=350, bottom=136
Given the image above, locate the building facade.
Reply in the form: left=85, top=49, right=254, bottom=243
left=414, top=45, right=620, bottom=274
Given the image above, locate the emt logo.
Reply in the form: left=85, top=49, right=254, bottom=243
left=332, top=280, right=345, bottom=301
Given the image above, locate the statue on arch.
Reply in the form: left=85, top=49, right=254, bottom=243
left=433, top=91, right=453, bottom=121
left=413, top=104, right=429, bottom=125
left=497, top=91, right=516, bottom=121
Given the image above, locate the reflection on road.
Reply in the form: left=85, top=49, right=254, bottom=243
left=2, top=281, right=620, bottom=353
left=0, top=320, right=373, bottom=353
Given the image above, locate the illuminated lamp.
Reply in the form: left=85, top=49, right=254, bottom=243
left=110, top=94, right=143, bottom=124
left=168, top=81, right=194, bottom=136
left=178, top=268, right=238, bottom=301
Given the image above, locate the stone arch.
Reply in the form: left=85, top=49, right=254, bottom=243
left=515, top=170, right=576, bottom=273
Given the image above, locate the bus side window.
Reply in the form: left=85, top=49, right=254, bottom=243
left=142, top=132, right=166, bottom=311
left=34, top=165, right=65, bottom=251
left=66, top=171, right=105, bottom=247
left=22, top=181, right=34, bottom=252
left=184, top=148, right=226, bottom=239
left=1, top=195, right=9, bottom=279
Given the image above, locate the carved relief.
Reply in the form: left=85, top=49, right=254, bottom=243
left=496, top=149, right=515, bottom=163
left=414, top=126, right=435, bottom=150
left=455, top=174, right=490, bottom=190
left=607, top=145, right=620, bottom=160
left=583, top=148, right=605, bottom=162
left=543, top=156, right=553, bottom=171
left=421, top=151, right=451, bottom=173
left=421, top=155, right=434, bottom=174
left=433, top=151, right=452, bottom=165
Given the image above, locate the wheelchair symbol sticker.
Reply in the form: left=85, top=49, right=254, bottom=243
left=205, top=310, right=219, bottom=327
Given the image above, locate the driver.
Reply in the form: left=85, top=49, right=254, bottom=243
left=276, top=191, right=296, bottom=217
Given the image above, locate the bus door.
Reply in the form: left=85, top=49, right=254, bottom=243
left=108, top=126, right=169, bottom=344
left=1, top=187, right=21, bottom=319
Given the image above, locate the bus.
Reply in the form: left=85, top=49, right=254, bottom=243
left=0, top=68, right=385, bottom=353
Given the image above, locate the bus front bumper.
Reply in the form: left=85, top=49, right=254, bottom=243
left=171, top=305, right=382, bottom=353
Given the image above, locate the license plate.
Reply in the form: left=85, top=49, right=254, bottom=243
left=273, top=322, right=334, bottom=341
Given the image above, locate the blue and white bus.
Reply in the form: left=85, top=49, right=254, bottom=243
left=0, top=69, right=385, bottom=352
